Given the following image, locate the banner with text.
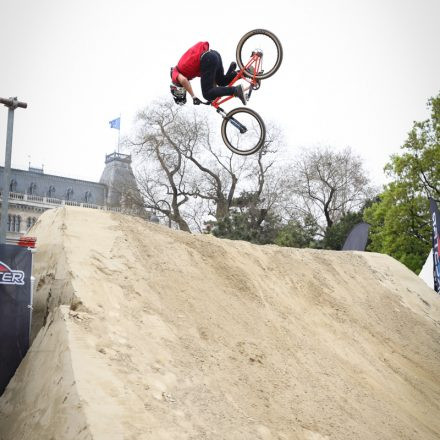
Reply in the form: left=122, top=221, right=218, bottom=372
left=0, top=244, right=32, bottom=395
left=429, top=198, right=440, bottom=293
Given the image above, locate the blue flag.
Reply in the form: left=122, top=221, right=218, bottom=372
left=109, top=117, right=120, bottom=130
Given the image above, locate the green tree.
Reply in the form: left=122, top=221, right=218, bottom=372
left=212, top=191, right=282, bottom=244
left=212, top=209, right=281, bottom=245
left=364, top=92, right=440, bottom=273
left=322, top=211, right=364, bottom=250
left=364, top=186, right=431, bottom=271
left=274, top=214, right=319, bottom=248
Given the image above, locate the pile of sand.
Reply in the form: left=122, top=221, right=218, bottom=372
left=0, top=206, right=439, bottom=440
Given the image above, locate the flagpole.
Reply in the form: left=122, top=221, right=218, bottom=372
left=109, top=116, right=121, bottom=153
left=117, top=114, right=121, bottom=154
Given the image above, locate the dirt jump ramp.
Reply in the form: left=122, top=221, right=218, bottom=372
left=0, top=206, right=439, bottom=440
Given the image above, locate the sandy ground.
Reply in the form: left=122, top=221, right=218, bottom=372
left=0, top=206, right=439, bottom=440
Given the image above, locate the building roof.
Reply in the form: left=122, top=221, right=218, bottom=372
left=0, top=165, right=107, bottom=205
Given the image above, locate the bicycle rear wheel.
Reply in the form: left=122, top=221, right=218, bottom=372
left=221, top=107, right=266, bottom=156
left=236, top=29, right=283, bottom=80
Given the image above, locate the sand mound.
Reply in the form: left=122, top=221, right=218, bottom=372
left=1, top=207, right=439, bottom=440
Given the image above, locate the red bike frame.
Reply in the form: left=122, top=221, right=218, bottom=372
left=210, top=51, right=263, bottom=109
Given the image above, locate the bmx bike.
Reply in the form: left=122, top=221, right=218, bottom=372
left=204, top=29, right=283, bottom=156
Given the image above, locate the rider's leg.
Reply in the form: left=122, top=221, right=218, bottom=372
left=211, top=51, right=236, bottom=86
left=200, top=52, right=236, bottom=101
left=210, top=51, right=248, bottom=103
left=226, top=62, right=237, bottom=76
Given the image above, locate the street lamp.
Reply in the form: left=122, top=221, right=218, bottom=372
left=0, top=97, right=28, bottom=244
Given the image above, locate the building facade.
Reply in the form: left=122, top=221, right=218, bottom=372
left=0, top=152, right=141, bottom=240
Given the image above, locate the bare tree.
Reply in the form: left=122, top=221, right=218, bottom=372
left=226, top=123, right=285, bottom=228
left=250, top=123, right=284, bottom=210
left=129, top=100, right=192, bottom=232
left=283, top=146, right=375, bottom=236
left=127, top=99, right=281, bottom=231
left=178, top=121, right=248, bottom=220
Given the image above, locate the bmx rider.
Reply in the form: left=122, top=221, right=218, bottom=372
left=170, top=41, right=247, bottom=106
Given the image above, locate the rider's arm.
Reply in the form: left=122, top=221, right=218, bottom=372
left=177, top=73, right=195, bottom=98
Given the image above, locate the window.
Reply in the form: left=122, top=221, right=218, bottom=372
left=9, top=179, right=17, bottom=192
left=84, top=191, right=92, bottom=203
left=26, top=217, right=36, bottom=229
left=29, top=182, right=37, bottom=195
left=8, top=215, right=21, bottom=232
left=66, top=188, right=74, bottom=200
left=47, top=185, right=56, bottom=197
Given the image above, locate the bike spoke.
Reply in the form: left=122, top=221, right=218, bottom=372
left=238, top=33, right=280, bottom=77
left=224, top=111, right=264, bottom=154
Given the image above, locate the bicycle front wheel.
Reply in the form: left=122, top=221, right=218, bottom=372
left=236, top=29, right=283, bottom=80
left=221, top=107, right=266, bottom=156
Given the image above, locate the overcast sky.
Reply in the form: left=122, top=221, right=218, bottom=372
left=1, top=0, right=439, bottom=186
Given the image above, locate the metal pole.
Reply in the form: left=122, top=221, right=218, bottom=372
left=117, top=114, right=121, bottom=154
left=0, top=97, right=28, bottom=244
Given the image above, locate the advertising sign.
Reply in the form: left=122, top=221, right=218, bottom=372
left=0, top=243, right=32, bottom=395
left=429, top=198, right=440, bottom=293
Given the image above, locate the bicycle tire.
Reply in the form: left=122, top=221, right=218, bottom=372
left=221, top=107, right=266, bottom=156
left=236, top=29, right=283, bottom=80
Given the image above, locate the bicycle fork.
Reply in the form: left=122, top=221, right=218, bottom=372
left=216, top=107, right=247, bottom=134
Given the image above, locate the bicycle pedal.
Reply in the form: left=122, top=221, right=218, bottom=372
left=251, top=80, right=261, bottom=90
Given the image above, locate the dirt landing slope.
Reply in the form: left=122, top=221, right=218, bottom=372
left=1, top=207, right=439, bottom=440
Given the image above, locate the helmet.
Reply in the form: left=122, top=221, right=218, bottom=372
left=170, top=84, right=187, bottom=105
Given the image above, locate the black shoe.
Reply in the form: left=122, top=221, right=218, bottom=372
left=227, top=62, right=237, bottom=75
left=234, top=84, right=247, bottom=106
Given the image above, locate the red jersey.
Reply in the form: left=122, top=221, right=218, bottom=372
left=172, top=41, right=209, bottom=82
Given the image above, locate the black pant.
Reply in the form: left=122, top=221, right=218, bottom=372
left=200, top=50, right=236, bottom=101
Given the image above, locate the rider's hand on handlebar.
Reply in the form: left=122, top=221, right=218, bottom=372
left=193, top=97, right=202, bottom=105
